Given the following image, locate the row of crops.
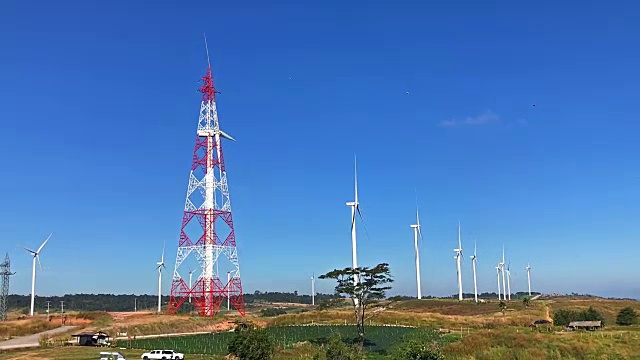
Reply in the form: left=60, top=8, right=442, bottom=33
left=118, top=325, right=419, bottom=355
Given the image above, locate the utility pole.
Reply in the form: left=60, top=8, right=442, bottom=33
left=0, top=253, right=16, bottom=322
left=60, top=301, right=66, bottom=325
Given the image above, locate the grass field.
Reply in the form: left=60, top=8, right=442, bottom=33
left=118, top=325, right=421, bottom=355
left=2, top=297, right=639, bottom=359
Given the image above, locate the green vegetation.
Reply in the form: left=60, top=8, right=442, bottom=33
left=616, top=307, right=638, bottom=326
left=119, top=325, right=419, bottom=356
left=260, top=308, right=288, bottom=317
left=553, top=306, right=605, bottom=327
left=321, top=334, right=365, bottom=360
left=228, top=322, right=275, bottom=360
left=388, top=328, right=448, bottom=360
left=320, top=263, right=393, bottom=344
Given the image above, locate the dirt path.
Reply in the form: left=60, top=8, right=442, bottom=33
left=0, top=326, right=77, bottom=350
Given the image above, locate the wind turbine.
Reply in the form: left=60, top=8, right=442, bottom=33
left=495, top=265, right=502, bottom=300
left=311, top=273, right=316, bottom=306
left=526, top=263, right=532, bottom=296
left=453, top=222, right=463, bottom=301
left=346, top=156, right=367, bottom=305
left=24, top=233, right=52, bottom=316
left=506, top=261, right=512, bottom=301
left=470, top=239, right=478, bottom=303
left=500, top=246, right=507, bottom=301
left=188, top=268, right=194, bottom=303
left=156, top=243, right=166, bottom=313
left=410, top=199, right=424, bottom=299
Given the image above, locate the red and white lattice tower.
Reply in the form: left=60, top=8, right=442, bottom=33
left=167, top=63, right=246, bottom=317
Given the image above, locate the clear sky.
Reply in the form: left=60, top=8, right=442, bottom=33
left=1, top=0, right=639, bottom=300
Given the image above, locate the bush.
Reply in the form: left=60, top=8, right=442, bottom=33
left=552, top=306, right=605, bottom=327
left=259, top=308, right=287, bottom=317
left=227, top=322, right=275, bottom=360
left=323, top=335, right=365, bottom=360
left=389, top=329, right=444, bottom=360
left=616, top=307, right=638, bottom=326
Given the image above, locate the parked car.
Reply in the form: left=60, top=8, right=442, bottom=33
left=99, top=351, right=127, bottom=360
left=141, top=350, right=184, bottom=360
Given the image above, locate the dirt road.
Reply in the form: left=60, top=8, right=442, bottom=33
left=0, top=326, right=77, bottom=350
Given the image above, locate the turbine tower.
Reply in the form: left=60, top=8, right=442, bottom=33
left=453, top=222, right=463, bottom=301
left=156, top=244, right=166, bottom=313
left=346, top=156, right=367, bottom=300
left=500, top=246, right=507, bottom=301
left=410, top=200, right=424, bottom=299
left=24, top=234, right=52, bottom=316
left=526, top=263, right=532, bottom=296
left=1, top=253, right=16, bottom=322
left=311, top=273, right=315, bottom=306
left=506, top=261, right=512, bottom=301
left=495, top=265, right=501, bottom=300
left=470, top=239, right=478, bottom=303
left=167, top=47, right=245, bottom=317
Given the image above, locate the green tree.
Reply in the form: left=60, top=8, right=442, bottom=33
left=499, top=301, right=507, bottom=314
left=319, top=263, right=393, bottom=345
left=522, top=297, right=531, bottom=307
left=616, top=307, right=638, bottom=326
left=227, top=322, right=275, bottom=360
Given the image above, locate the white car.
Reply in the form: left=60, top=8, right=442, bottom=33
left=141, top=350, right=184, bottom=360
left=100, top=352, right=126, bottom=360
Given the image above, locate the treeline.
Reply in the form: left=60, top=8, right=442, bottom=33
left=7, top=291, right=342, bottom=313
left=553, top=306, right=605, bottom=326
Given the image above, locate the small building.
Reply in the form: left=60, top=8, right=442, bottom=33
left=529, top=319, right=553, bottom=328
left=72, top=331, right=111, bottom=346
left=567, top=321, right=602, bottom=331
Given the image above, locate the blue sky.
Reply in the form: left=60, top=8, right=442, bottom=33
left=1, top=0, right=639, bottom=300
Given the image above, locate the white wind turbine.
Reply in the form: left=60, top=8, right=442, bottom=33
left=156, top=243, right=166, bottom=313
left=311, top=273, right=316, bottom=306
left=188, top=268, right=194, bottom=303
left=470, top=239, right=478, bottom=303
left=453, top=222, right=463, bottom=301
left=410, top=199, right=424, bottom=299
left=346, top=156, right=368, bottom=306
left=506, top=260, right=512, bottom=301
left=500, top=246, right=507, bottom=301
left=526, top=263, right=532, bottom=296
left=495, top=264, right=502, bottom=300
left=24, top=233, right=52, bottom=316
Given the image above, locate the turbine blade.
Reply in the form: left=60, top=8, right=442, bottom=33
left=356, top=206, right=371, bottom=241
left=353, top=154, right=358, bottom=205
left=457, top=221, right=462, bottom=250
left=37, top=233, right=52, bottom=254
left=161, top=241, right=165, bottom=263
left=36, top=255, right=43, bottom=272
left=219, top=129, right=236, bottom=141
left=474, top=238, right=477, bottom=257
left=23, top=247, right=36, bottom=255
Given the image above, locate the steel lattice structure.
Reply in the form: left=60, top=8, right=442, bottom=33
left=167, top=64, right=245, bottom=317
left=1, top=253, right=15, bottom=321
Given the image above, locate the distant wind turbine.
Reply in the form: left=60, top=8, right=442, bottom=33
left=311, top=273, right=316, bottom=306
left=506, top=260, right=512, bottom=301
left=24, top=233, right=52, bottom=316
left=500, top=246, right=507, bottom=301
left=346, top=155, right=368, bottom=306
left=453, top=222, right=463, bottom=301
left=470, top=239, right=478, bottom=303
left=410, top=198, right=424, bottom=299
left=156, top=243, right=166, bottom=313
left=526, top=263, right=532, bottom=296
left=495, top=265, right=502, bottom=300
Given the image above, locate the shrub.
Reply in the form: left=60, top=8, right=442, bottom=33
left=260, top=308, right=287, bottom=317
left=323, top=335, right=365, bottom=360
left=227, top=322, right=274, bottom=360
left=389, top=329, right=445, bottom=360
left=616, top=307, right=638, bottom=326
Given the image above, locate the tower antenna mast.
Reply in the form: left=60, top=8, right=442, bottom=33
left=168, top=46, right=245, bottom=317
